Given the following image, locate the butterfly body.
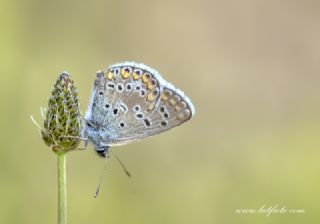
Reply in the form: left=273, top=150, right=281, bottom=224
left=83, top=62, right=195, bottom=157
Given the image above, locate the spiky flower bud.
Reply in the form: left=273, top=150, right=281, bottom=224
left=41, top=72, right=82, bottom=154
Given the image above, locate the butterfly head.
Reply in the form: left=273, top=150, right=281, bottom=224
left=95, top=146, right=109, bottom=158
left=83, top=120, right=110, bottom=158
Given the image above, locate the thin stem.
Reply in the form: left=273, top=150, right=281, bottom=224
left=58, top=153, right=67, bottom=224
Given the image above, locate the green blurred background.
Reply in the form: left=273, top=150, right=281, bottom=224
left=1, top=0, right=320, bottom=223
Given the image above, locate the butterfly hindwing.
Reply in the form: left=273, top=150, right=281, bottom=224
left=84, top=62, right=195, bottom=147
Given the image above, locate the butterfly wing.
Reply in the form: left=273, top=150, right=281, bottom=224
left=85, top=62, right=195, bottom=146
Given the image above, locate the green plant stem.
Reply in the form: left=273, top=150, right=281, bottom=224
left=58, top=153, right=67, bottom=224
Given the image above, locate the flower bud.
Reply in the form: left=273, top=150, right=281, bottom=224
left=41, top=72, right=82, bottom=154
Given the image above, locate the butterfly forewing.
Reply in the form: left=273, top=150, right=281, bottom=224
left=85, top=62, right=195, bottom=146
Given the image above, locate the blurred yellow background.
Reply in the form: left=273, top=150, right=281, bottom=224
left=1, top=0, right=320, bottom=223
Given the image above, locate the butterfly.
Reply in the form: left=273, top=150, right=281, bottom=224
left=83, top=62, right=195, bottom=157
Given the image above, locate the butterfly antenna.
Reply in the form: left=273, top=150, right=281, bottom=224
left=94, top=154, right=108, bottom=198
left=110, top=150, right=132, bottom=178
